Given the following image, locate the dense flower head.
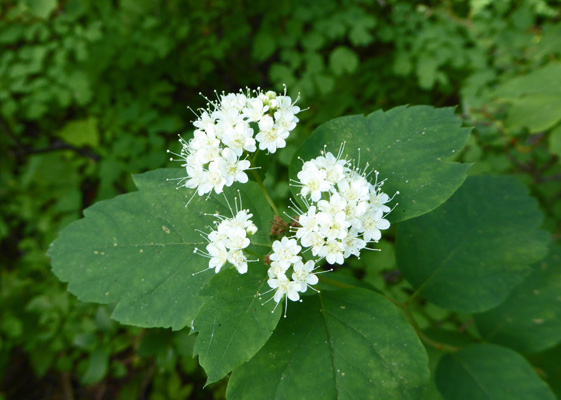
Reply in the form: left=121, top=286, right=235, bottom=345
left=194, top=196, right=258, bottom=275
left=261, top=145, right=396, bottom=313
left=264, top=237, right=320, bottom=311
left=169, top=87, right=301, bottom=196
left=289, top=145, right=397, bottom=265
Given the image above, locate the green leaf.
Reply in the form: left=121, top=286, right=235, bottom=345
left=291, top=106, right=471, bottom=223
left=193, top=264, right=281, bottom=384
left=416, top=55, right=438, bottom=90
left=252, top=32, right=276, bottom=61
left=474, top=245, right=561, bottom=354
left=227, top=289, right=429, bottom=400
left=48, top=169, right=272, bottom=330
left=23, top=0, right=58, bottom=19
left=329, top=46, right=359, bottom=75
left=396, top=175, right=549, bottom=312
left=505, top=95, right=561, bottom=133
left=494, top=62, right=561, bottom=133
left=527, top=343, right=561, bottom=397
left=56, top=117, right=99, bottom=147
left=81, top=346, right=110, bottom=385
left=435, top=344, right=556, bottom=400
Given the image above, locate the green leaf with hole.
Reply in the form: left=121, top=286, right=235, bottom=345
left=48, top=168, right=271, bottom=330
left=435, top=344, right=556, bottom=400
left=291, top=106, right=471, bottom=223
left=193, top=264, right=281, bottom=385
left=474, top=245, right=561, bottom=354
left=396, top=175, right=549, bottom=312
left=227, top=289, right=429, bottom=400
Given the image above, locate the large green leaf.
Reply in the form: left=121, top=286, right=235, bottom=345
left=193, top=264, right=281, bottom=384
left=474, top=245, right=561, bottom=354
left=435, top=344, right=556, bottom=400
left=227, top=289, right=429, bottom=400
left=493, top=62, right=561, bottom=133
left=396, top=175, right=549, bottom=312
left=290, top=106, right=471, bottom=223
left=48, top=169, right=272, bottom=330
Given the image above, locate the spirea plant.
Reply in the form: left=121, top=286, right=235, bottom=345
left=48, top=88, right=557, bottom=399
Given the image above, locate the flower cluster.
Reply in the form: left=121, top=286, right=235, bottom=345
left=171, top=87, right=301, bottom=196
left=194, top=203, right=258, bottom=275
left=290, top=148, right=396, bottom=265
left=265, top=237, right=319, bottom=306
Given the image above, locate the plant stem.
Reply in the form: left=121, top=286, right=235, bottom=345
left=251, top=169, right=281, bottom=217
left=398, top=303, right=461, bottom=353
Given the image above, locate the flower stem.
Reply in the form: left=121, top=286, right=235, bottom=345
left=398, top=303, right=461, bottom=353
left=251, top=169, right=281, bottom=217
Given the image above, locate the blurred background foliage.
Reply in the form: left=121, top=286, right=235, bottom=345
left=1, top=0, right=560, bottom=399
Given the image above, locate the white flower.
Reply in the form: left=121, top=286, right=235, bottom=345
left=256, top=115, right=289, bottom=153
left=216, top=148, right=250, bottom=186
left=268, top=274, right=300, bottom=303
left=193, top=111, right=216, bottom=135
left=361, top=209, right=390, bottom=242
left=297, top=163, right=330, bottom=202
left=292, top=260, right=318, bottom=292
left=270, top=237, right=302, bottom=269
left=320, top=239, right=345, bottom=265
left=267, top=261, right=289, bottom=279
left=370, top=191, right=391, bottom=213
left=295, top=205, right=320, bottom=239
left=194, top=205, right=258, bottom=275
left=338, top=179, right=369, bottom=203
left=342, top=229, right=366, bottom=258
left=222, top=122, right=256, bottom=156
left=300, top=230, right=325, bottom=256
left=318, top=211, right=350, bottom=241
left=224, top=227, right=250, bottom=250
left=227, top=249, right=248, bottom=274
left=288, top=145, right=397, bottom=265
left=243, top=97, right=269, bottom=122
left=318, top=193, right=347, bottom=216
left=207, top=242, right=228, bottom=273
left=276, top=95, right=300, bottom=116
left=207, top=162, right=227, bottom=194
left=170, top=87, right=301, bottom=197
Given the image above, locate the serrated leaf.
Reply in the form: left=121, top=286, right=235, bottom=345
left=193, top=264, right=281, bottom=384
left=435, top=344, right=556, bottom=400
left=474, top=245, right=561, bottom=354
left=291, top=106, right=470, bottom=223
left=397, top=175, right=549, bottom=312
left=227, top=289, right=429, bottom=400
left=48, top=169, right=272, bottom=330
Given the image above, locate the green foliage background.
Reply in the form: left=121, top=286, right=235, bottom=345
left=1, top=0, right=561, bottom=398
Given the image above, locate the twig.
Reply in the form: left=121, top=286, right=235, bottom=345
left=61, top=372, right=75, bottom=400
